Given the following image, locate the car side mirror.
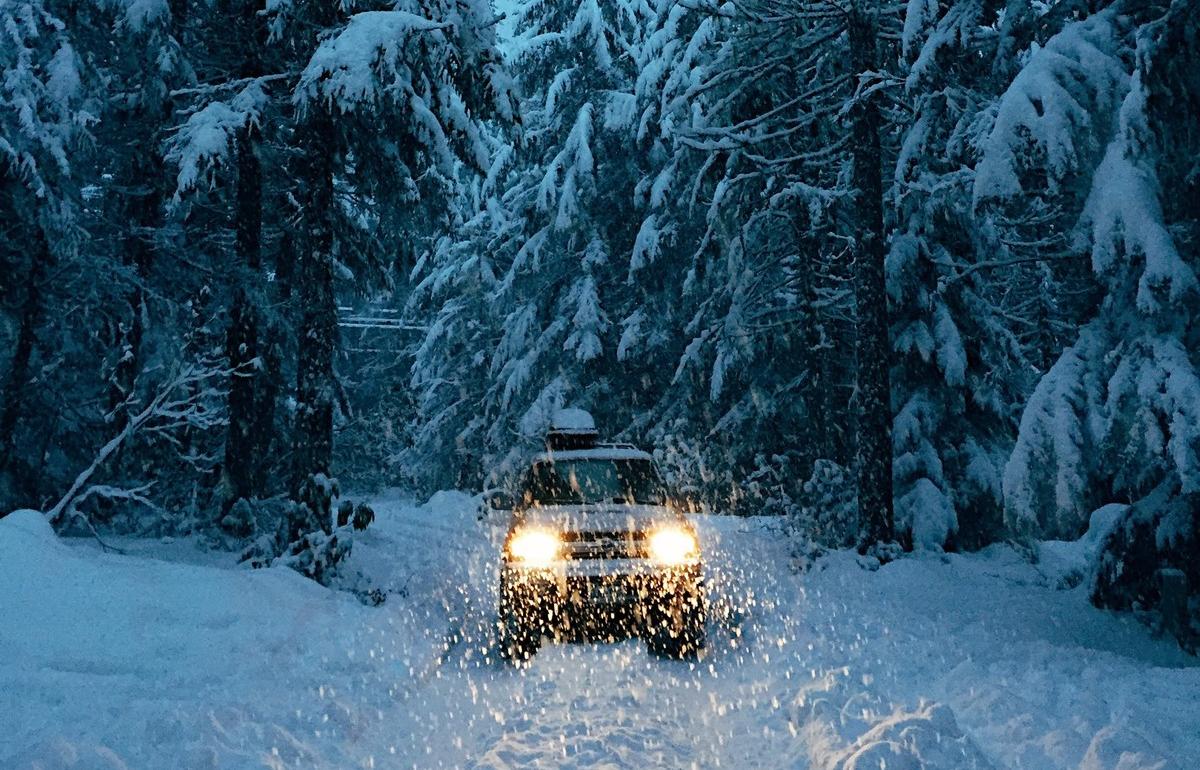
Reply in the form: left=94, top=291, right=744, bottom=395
left=677, top=491, right=705, bottom=514
left=486, top=490, right=515, bottom=511
left=478, top=490, right=515, bottom=524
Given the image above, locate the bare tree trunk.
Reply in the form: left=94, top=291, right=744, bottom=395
left=848, top=0, right=894, bottom=547
left=0, top=229, right=48, bottom=478
left=291, top=103, right=338, bottom=536
left=222, top=1, right=266, bottom=511
left=110, top=156, right=157, bottom=428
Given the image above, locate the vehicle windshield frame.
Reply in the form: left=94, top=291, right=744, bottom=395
left=524, top=457, right=668, bottom=506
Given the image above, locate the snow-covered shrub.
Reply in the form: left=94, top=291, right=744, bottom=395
left=743, top=452, right=807, bottom=519
left=227, top=497, right=296, bottom=558
left=235, top=497, right=354, bottom=587
left=1092, top=480, right=1200, bottom=649
left=230, top=486, right=378, bottom=589
left=270, top=526, right=354, bottom=587
left=294, top=473, right=338, bottom=535
left=798, top=461, right=860, bottom=550
left=745, top=455, right=857, bottom=556
left=1035, top=503, right=1127, bottom=590
left=220, top=498, right=257, bottom=539
left=652, top=433, right=723, bottom=512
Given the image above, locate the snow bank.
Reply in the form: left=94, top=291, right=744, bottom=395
left=790, top=670, right=994, bottom=770
left=1037, top=502, right=1128, bottom=587
left=795, top=547, right=1199, bottom=770
left=0, top=508, right=55, bottom=539
left=3, top=497, right=1197, bottom=769
left=0, top=498, right=450, bottom=769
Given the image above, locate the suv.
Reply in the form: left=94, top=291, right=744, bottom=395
left=493, top=409, right=705, bottom=662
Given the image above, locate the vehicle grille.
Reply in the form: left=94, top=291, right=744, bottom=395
left=562, top=530, right=647, bottom=560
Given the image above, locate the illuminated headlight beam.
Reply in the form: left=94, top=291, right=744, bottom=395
left=648, top=527, right=700, bottom=565
left=507, top=528, right=561, bottom=568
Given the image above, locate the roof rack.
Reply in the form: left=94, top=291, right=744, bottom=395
left=546, top=407, right=599, bottom=451
left=596, top=441, right=639, bottom=451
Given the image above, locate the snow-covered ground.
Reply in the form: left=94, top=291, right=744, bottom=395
left=2, top=494, right=1197, bottom=770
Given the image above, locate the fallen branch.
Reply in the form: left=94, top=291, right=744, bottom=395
left=46, top=361, right=229, bottom=526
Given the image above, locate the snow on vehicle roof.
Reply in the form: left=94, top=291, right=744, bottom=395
left=549, top=407, right=596, bottom=434
left=534, top=446, right=654, bottom=463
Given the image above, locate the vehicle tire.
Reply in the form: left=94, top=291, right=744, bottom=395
left=498, top=579, right=541, bottom=664
left=498, top=612, right=540, bottom=664
left=646, top=588, right=706, bottom=659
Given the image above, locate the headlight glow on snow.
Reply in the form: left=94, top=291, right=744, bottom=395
left=507, top=528, right=561, bottom=567
left=648, top=526, right=699, bottom=565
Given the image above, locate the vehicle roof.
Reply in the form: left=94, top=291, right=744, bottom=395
left=532, top=446, right=654, bottom=464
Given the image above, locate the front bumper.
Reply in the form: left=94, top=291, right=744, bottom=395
left=501, top=559, right=704, bottom=627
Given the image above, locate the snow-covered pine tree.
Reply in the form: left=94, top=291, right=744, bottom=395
left=408, top=0, right=652, bottom=488
left=980, top=7, right=1141, bottom=540
left=887, top=0, right=1041, bottom=549
left=991, top=2, right=1199, bottom=627
left=1, top=0, right=249, bottom=526
left=994, top=1, right=1199, bottom=618
left=0, top=0, right=90, bottom=505
left=612, top=0, right=860, bottom=515
left=167, top=0, right=306, bottom=519
left=279, top=0, right=516, bottom=530
left=627, top=0, right=907, bottom=540
left=86, top=0, right=194, bottom=431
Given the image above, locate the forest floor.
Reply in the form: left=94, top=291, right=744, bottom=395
left=2, top=492, right=1198, bottom=770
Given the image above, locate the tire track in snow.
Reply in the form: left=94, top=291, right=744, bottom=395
left=467, top=646, right=716, bottom=770
left=358, top=499, right=808, bottom=770
left=415, top=514, right=790, bottom=770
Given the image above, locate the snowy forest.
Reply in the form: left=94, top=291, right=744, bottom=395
left=3, top=0, right=1200, bottom=766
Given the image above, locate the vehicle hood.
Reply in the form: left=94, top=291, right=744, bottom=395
left=517, top=503, right=682, bottom=533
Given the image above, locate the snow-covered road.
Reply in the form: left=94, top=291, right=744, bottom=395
left=2, top=493, right=1198, bottom=769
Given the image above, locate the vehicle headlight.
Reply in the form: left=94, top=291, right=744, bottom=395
left=507, top=528, right=561, bottom=568
left=648, top=526, right=699, bottom=565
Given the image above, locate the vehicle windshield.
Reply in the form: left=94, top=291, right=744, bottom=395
left=526, top=459, right=667, bottom=506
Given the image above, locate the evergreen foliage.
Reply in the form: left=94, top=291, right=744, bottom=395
left=1, top=0, right=1198, bottom=636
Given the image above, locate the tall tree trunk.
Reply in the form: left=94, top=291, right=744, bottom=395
left=110, top=152, right=158, bottom=426
left=290, top=104, right=337, bottom=536
left=794, top=219, right=833, bottom=475
left=222, top=0, right=266, bottom=512
left=0, top=229, right=48, bottom=480
left=848, top=0, right=894, bottom=547
left=111, top=1, right=189, bottom=432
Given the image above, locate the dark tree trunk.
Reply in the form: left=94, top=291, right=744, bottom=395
left=111, top=1, right=189, bottom=432
left=848, top=1, right=894, bottom=547
left=252, top=318, right=284, bottom=489
left=110, top=151, right=159, bottom=426
left=222, top=3, right=267, bottom=511
left=224, top=285, right=260, bottom=506
left=0, top=230, right=48, bottom=477
left=290, top=104, right=338, bottom=535
left=219, top=0, right=277, bottom=515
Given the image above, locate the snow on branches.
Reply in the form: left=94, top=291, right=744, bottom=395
left=1001, top=4, right=1200, bottom=543
left=0, top=0, right=87, bottom=199
left=168, top=83, right=267, bottom=197
left=296, top=6, right=515, bottom=176
left=975, top=11, right=1129, bottom=205
left=46, top=361, right=229, bottom=527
